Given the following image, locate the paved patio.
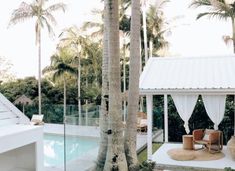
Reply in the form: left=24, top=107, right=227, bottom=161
left=153, top=143, right=235, bottom=171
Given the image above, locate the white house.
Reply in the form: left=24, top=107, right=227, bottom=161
left=0, top=93, right=43, bottom=171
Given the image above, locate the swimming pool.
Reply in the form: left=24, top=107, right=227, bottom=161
left=44, top=134, right=99, bottom=167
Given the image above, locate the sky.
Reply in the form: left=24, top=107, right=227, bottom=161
left=0, top=0, right=102, bottom=79
left=0, top=0, right=233, bottom=79
left=163, top=0, right=233, bottom=56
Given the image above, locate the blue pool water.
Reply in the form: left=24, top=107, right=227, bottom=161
left=44, top=134, right=99, bottom=167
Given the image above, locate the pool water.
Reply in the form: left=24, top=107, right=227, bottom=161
left=44, top=134, right=99, bottom=167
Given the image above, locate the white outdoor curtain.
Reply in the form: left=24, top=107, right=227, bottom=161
left=202, top=95, right=226, bottom=130
left=171, top=95, right=198, bottom=134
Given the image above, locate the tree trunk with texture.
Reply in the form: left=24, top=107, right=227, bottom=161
left=38, top=30, right=42, bottom=115
left=85, top=76, right=88, bottom=126
left=142, top=0, right=148, bottom=65
left=63, top=77, right=66, bottom=119
left=93, top=0, right=109, bottom=170
left=125, top=0, right=141, bottom=170
left=104, top=0, right=128, bottom=170
left=78, top=54, right=82, bottom=125
left=232, top=18, right=235, bottom=53
left=123, top=38, right=127, bottom=122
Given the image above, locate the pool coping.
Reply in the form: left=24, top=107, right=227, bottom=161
left=44, top=123, right=163, bottom=171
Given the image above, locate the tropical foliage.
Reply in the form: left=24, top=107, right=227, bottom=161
left=1, top=1, right=234, bottom=169
left=0, top=57, right=15, bottom=83
left=190, top=0, right=235, bottom=53
left=43, top=47, right=77, bottom=118
left=9, top=0, right=66, bottom=114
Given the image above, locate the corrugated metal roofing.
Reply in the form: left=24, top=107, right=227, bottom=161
left=139, top=56, right=235, bottom=94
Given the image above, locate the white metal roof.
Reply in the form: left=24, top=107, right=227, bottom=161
left=0, top=93, right=30, bottom=125
left=139, top=56, right=235, bottom=94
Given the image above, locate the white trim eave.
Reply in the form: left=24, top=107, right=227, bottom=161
left=139, top=88, right=235, bottom=95
left=0, top=93, right=30, bottom=124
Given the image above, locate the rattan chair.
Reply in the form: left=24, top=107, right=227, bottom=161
left=193, top=129, right=223, bottom=153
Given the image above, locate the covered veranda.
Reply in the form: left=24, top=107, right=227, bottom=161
left=139, top=56, right=235, bottom=170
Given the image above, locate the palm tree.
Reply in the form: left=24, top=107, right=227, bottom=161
left=190, top=0, right=235, bottom=53
left=82, top=9, right=104, bottom=39
left=142, top=0, right=148, bottom=64
left=59, top=26, right=89, bottom=125
left=93, top=1, right=109, bottom=170
left=103, top=0, right=128, bottom=170
left=146, top=2, right=170, bottom=57
left=9, top=0, right=66, bottom=115
left=43, top=47, right=76, bottom=121
left=124, top=0, right=141, bottom=170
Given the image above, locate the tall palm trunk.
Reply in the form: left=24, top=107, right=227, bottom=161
left=149, top=38, right=153, bottom=58
left=123, top=43, right=127, bottom=122
left=93, top=0, right=109, bottom=170
left=77, top=53, right=82, bottom=125
left=232, top=18, right=235, bottom=53
left=63, top=77, right=66, bottom=118
left=38, top=29, right=42, bottom=115
left=124, top=0, right=141, bottom=170
left=63, top=76, right=67, bottom=171
left=142, top=0, right=148, bottom=64
left=104, top=0, right=128, bottom=170
left=85, top=76, right=88, bottom=126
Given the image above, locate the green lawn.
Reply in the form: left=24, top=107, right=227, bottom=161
left=138, top=143, right=162, bottom=163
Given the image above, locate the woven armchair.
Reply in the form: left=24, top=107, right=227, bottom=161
left=193, top=129, right=223, bottom=153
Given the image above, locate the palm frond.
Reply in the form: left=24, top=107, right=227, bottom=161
left=91, top=8, right=103, bottom=15
left=43, top=11, right=57, bottom=25
left=90, top=30, right=103, bottom=37
left=57, top=63, right=77, bottom=74
left=42, top=65, right=55, bottom=74
left=210, top=0, right=232, bottom=15
left=46, top=3, right=66, bottom=13
left=82, top=21, right=102, bottom=31
left=155, top=0, right=170, bottom=10
left=8, top=2, right=34, bottom=27
left=189, top=0, right=211, bottom=8
left=196, top=11, right=230, bottom=20
left=52, top=69, right=64, bottom=82
left=52, top=63, right=76, bottom=81
left=41, top=16, right=55, bottom=38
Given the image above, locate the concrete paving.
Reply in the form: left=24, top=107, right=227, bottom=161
left=153, top=143, right=235, bottom=171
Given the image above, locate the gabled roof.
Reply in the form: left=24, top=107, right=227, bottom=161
left=139, top=56, right=235, bottom=94
left=0, top=93, right=30, bottom=125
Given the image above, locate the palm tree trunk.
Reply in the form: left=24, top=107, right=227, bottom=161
left=104, top=0, right=128, bottom=170
left=85, top=76, right=88, bottom=126
left=93, top=0, right=109, bottom=170
left=64, top=77, right=66, bottom=119
left=232, top=18, right=235, bottom=53
left=78, top=54, right=82, bottom=125
left=124, top=0, right=141, bottom=170
left=142, top=0, right=148, bottom=65
left=38, top=29, right=42, bottom=115
left=63, top=77, right=67, bottom=171
left=123, top=39, right=127, bottom=122
left=149, top=38, right=153, bottom=58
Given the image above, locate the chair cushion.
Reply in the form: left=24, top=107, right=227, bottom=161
left=140, top=119, right=147, bottom=126
left=195, top=140, right=209, bottom=144
left=203, top=134, right=210, bottom=141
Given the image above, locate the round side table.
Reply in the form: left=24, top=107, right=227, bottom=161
left=182, top=135, right=194, bottom=150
